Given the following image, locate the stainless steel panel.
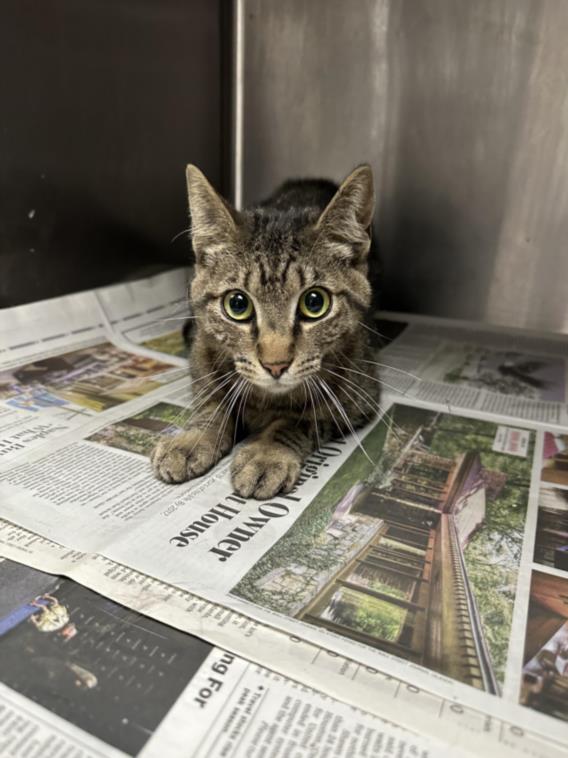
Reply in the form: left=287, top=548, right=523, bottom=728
left=240, top=0, right=568, bottom=333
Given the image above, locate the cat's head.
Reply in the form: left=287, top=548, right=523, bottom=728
left=187, top=165, right=374, bottom=395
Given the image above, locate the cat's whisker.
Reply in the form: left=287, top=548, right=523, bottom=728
left=356, top=357, right=420, bottom=381
left=192, top=366, right=230, bottom=385
left=197, top=376, right=240, bottom=436
left=328, top=363, right=412, bottom=397
left=337, top=381, right=370, bottom=422
left=154, top=315, right=196, bottom=324
left=191, top=367, right=237, bottom=395
left=323, top=367, right=406, bottom=443
left=296, top=382, right=309, bottom=426
left=337, top=347, right=420, bottom=383
left=309, top=377, right=339, bottom=439
left=190, top=376, right=237, bottom=419
left=211, top=350, right=230, bottom=372
left=160, top=371, right=236, bottom=431
left=212, top=379, right=240, bottom=446
left=175, top=376, right=242, bottom=466
left=304, top=378, right=321, bottom=451
left=170, top=226, right=192, bottom=244
left=148, top=304, right=192, bottom=320
left=337, top=369, right=407, bottom=435
left=213, top=378, right=245, bottom=464
left=357, top=320, right=391, bottom=342
left=185, top=372, right=238, bottom=421
left=189, top=370, right=235, bottom=408
left=317, top=377, right=374, bottom=465
left=233, top=379, right=252, bottom=447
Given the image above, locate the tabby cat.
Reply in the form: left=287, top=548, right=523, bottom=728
left=151, top=164, right=380, bottom=499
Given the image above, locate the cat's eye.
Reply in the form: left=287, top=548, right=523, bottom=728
left=223, top=290, right=254, bottom=321
left=298, top=287, right=331, bottom=319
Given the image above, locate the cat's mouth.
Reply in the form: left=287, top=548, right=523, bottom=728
left=252, top=373, right=302, bottom=394
left=234, top=366, right=304, bottom=394
left=234, top=356, right=322, bottom=394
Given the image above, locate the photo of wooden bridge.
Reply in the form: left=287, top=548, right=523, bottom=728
left=297, top=434, right=498, bottom=692
left=235, top=405, right=533, bottom=693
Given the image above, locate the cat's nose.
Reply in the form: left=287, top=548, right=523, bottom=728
left=261, top=361, right=291, bottom=379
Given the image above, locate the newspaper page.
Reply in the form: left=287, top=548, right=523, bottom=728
left=95, top=269, right=191, bottom=361
left=1, top=520, right=558, bottom=758
left=374, top=311, right=568, bottom=427
left=1, top=270, right=568, bottom=756
left=0, top=558, right=442, bottom=758
left=0, top=283, right=188, bottom=467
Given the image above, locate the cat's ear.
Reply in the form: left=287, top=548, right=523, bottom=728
left=315, top=164, right=374, bottom=266
left=186, top=165, right=240, bottom=266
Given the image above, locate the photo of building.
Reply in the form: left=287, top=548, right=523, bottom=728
left=0, top=342, right=177, bottom=412
left=521, top=571, right=568, bottom=723
left=234, top=405, right=534, bottom=692
left=542, top=432, right=568, bottom=488
left=533, top=487, right=568, bottom=571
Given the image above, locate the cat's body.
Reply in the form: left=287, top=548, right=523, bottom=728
left=152, top=165, right=380, bottom=499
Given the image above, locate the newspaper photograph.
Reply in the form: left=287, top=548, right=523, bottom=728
left=0, top=520, right=558, bottom=758
left=2, top=269, right=568, bottom=756
left=0, top=557, right=446, bottom=758
left=0, top=342, right=177, bottom=413
left=86, top=402, right=192, bottom=458
left=232, top=405, right=533, bottom=693
left=533, top=486, right=568, bottom=570
left=521, top=569, right=568, bottom=725
left=0, top=393, right=561, bottom=740
left=375, top=316, right=568, bottom=426
left=541, top=431, right=568, bottom=486
left=0, top=558, right=211, bottom=756
left=0, top=285, right=187, bottom=466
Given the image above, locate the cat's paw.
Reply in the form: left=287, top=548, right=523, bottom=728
left=151, top=430, right=221, bottom=484
left=231, top=441, right=301, bottom=499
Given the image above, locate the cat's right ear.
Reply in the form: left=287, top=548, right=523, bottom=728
left=314, top=165, right=374, bottom=267
left=186, top=165, right=240, bottom=266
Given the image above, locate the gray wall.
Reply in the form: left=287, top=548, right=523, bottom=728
left=240, top=0, right=568, bottom=333
left=0, top=0, right=227, bottom=306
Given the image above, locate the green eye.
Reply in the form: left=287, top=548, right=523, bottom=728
left=223, top=291, right=254, bottom=321
left=298, top=287, right=331, bottom=319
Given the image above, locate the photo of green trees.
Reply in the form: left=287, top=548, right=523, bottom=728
left=233, top=404, right=534, bottom=691
left=86, top=402, right=189, bottom=457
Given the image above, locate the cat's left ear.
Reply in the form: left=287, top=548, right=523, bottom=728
left=315, top=164, right=374, bottom=266
left=186, top=165, right=240, bottom=266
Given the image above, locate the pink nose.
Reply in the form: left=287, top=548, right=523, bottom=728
left=261, top=361, right=290, bottom=378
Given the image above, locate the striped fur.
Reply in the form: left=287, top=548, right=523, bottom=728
left=151, top=165, right=380, bottom=499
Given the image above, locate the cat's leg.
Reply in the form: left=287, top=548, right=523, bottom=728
left=231, top=418, right=319, bottom=500
left=152, top=401, right=235, bottom=484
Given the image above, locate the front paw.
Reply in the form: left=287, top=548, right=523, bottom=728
left=231, top=441, right=301, bottom=499
left=151, top=430, right=221, bottom=484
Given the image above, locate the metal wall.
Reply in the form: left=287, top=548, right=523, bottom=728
left=239, top=0, right=568, bottom=333
left=0, top=0, right=227, bottom=306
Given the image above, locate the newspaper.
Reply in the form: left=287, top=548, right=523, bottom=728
left=375, top=312, right=568, bottom=427
left=0, top=557, right=442, bottom=758
left=0, top=279, right=189, bottom=466
left=0, top=521, right=559, bottom=758
left=1, top=269, right=568, bottom=757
